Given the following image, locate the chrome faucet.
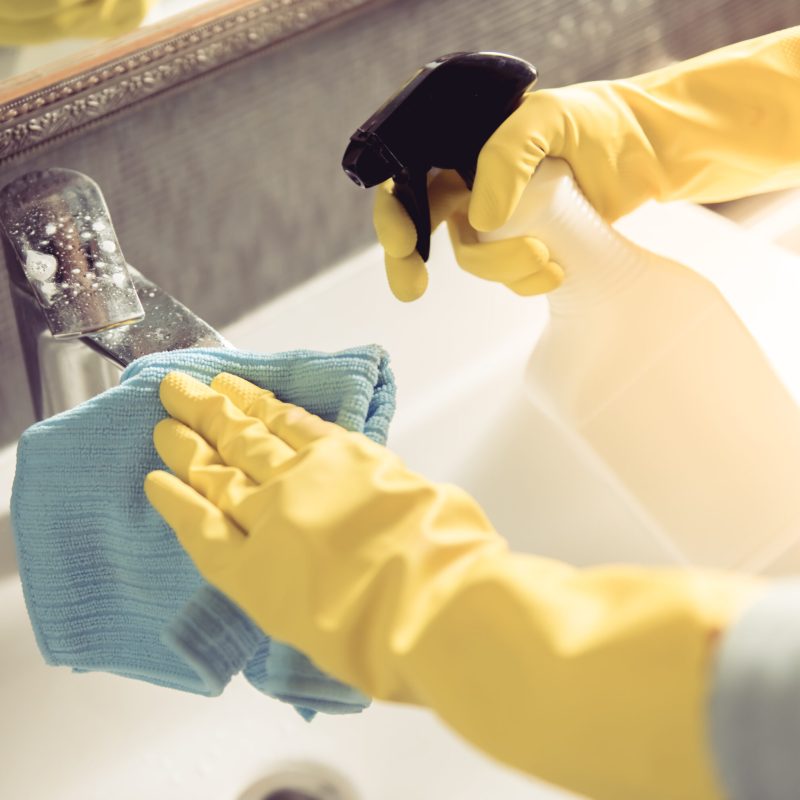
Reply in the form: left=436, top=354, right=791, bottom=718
left=0, top=168, right=231, bottom=420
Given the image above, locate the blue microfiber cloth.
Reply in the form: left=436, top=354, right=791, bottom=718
left=11, top=346, right=394, bottom=719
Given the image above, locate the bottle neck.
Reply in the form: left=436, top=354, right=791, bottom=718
left=541, top=198, right=647, bottom=316
left=479, top=158, right=645, bottom=315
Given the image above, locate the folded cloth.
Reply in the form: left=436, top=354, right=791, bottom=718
left=12, top=346, right=394, bottom=718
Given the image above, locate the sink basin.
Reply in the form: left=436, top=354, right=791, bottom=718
left=3, top=197, right=800, bottom=799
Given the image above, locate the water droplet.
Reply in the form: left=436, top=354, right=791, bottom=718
left=100, top=240, right=116, bottom=253
left=24, top=250, right=57, bottom=281
left=81, top=231, right=92, bottom=239
left=39, top=281, right=59, bottom=304
left=92, top=220, right=106, bottom=232
left=44, top=222, right=57, bottom=235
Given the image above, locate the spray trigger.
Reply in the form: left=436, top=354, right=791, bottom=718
left=342, top=52, right=537, bottom=261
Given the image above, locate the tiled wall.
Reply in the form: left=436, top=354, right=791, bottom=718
left=0, top=0, right=796, bottom=446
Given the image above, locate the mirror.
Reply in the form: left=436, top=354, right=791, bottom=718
left=0, top=1, right=227, bottom=81
left=0, top=0, right=373, bottom=163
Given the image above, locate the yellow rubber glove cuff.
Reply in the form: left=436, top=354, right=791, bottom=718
left=374, top=26, right=800, bottom=300
left=145, top=371, right=763, bottom=800
left=0, top=0, right=153, bottom=44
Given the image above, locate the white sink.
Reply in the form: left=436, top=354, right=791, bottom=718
left=3, top=198, right=800, bottom=799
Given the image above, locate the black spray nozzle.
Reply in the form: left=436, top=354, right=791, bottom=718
left=342, top=52, right=537, bottom=260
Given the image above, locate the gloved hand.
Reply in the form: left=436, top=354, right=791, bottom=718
left=0, top=0, right=153, bottom=45
left=375, top=26, right=800, bottom=301
left=374, top=168, right=564, bottom=301
left=145, top=370, right=763, bottom=800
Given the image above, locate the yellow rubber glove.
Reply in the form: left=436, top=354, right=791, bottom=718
left=145, top=371, right=763, bottom=800
left=375, top=26, right=800, bottom=301
left=0, top=0, right=153, bottom=44
left=374, top=169, right=564, bottom=301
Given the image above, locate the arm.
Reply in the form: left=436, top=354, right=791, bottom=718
left=527, top=25, right=800, bottom=221
left=145, top=371, right=763, bottom=800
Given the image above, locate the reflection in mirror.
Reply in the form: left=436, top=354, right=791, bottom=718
left=0, top=0, right=218, bottom=80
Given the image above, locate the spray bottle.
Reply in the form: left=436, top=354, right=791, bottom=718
left=342, top=52, right=800, bottom=569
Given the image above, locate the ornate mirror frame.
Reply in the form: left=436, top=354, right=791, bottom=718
left=0, top=0, right=376, bottom=163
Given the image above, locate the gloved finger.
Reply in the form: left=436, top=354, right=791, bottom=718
left=159, top=372, right=294, bottom=483
left=384, top=251, right=429, bottom=302
left=468, top=95, right=548, bottom=232
left=379, top=171, right=470, bottom=302
left=144, top=469, right=246, bottom=577
left=210, top=372, right=344, bottom=451
left=448, top=212, right=558, bottom=286
left=190, top=374, right=301, bottom=482
left=373, top=171, right=469, bottom=261
left=159, top=371, right=249, bottom=445
left=153, top=417, right=265, bottom=531
left=373, top=180, right=417, bottom=259
left=505, top=260, right=564, bottom=296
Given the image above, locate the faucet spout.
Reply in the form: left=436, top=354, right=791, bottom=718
left=0, top=168, right=144, bottom=338
left=1, top=169, right=231, bottom=421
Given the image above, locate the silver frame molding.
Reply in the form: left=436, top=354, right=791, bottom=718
left=0, top=0, right=376, bottom=163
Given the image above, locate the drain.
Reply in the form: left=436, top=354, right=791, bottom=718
left=236, top=761, right=361, bottom=800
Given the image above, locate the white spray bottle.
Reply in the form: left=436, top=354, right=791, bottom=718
left=480, top=157, right=800, bottom=568
left=343, top=51, right=800, bottom=569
